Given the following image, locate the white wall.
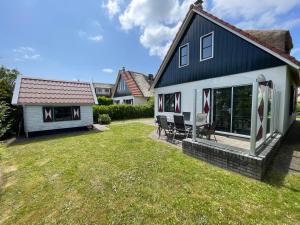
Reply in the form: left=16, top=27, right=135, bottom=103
left=154, top=66, right=291, bottom=134
left=23, top=105, right=93, bottom=134
left=113, top=95, right=147, bottom=105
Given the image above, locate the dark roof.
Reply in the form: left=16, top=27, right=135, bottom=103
left=13, top=77, right=97, bottom=105
left=112, top=70, right=153, bottom=98
left=245, top=30, right=293, bottom=54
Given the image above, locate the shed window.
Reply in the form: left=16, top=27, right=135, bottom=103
left=164, top=94, right=175, bottom=112
left=43, top=106, right=81, bottom=122
left=179, top=44, right=189, bottom=67
left=200, top=32, right=214, bottom=61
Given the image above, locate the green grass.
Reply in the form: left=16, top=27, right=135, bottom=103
left=0, top=123, right=300, bottom=225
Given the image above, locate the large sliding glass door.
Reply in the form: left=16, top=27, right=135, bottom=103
left=212, top=85, right=252, bottom=136
left=213, top=88, right=232, bottom=132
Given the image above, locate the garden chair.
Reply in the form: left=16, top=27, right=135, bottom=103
left=173, top=115, right=192, bottom=140
left=158, top=116, right=174, bottom=139
left=198, top=121, right=217, bottom=141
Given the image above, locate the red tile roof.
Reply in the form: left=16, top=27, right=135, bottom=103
left=121, top=71, right=144, bottom=97
left=193, top=5, right=300, bottom=67
left=16, top=77, right=96, bottom=105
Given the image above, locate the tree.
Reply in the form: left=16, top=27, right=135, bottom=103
left=0, top=66, right=20, bottom=139
left=0, top=66, right=20, bottom=103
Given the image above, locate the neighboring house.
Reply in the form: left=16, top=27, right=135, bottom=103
left=112, top=68, right=153, bottom=105
left=93, top=82, right=114, bottom=98
left=152, top=1, right=300, bottom=138
left=12, top=76, right=98, bottom=138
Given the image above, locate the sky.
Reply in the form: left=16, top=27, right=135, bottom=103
left=0, top=0, right=300, bottom=84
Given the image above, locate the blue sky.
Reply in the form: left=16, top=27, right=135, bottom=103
left=1, top=0, right=300, bottom=84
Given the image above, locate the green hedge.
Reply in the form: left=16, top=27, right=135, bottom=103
left=97, top=96, right=113, bottom=106
left=297, top=103, right=300, bottom=116
left=93, top=101, right=154, bottom=122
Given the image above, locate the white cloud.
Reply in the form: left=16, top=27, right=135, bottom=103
left=211, top=0, right=300, bottom=29
left=102, top=0, right=122, bottom=19
left=102, top=68, right=114, bottom=73
left=117, top=0, right=194, bottom=58
left=13, top=47, right=41, bottom=61
left=78, top=30, right=103, bottom=43
left=88, top=35, right=103, bottom=42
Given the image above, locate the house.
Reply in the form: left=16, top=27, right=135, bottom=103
left=93, top=82, right=114, bottom=98
left=112, top=68, right=153, bottom=105
left=11, top=76, right=98, bottom=138
left=151, top=1, right=300, bottom=179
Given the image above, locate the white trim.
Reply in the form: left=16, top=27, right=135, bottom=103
left=193, top=9, right=300, bottom=70
left=200, top=31, right=214, bottom=62
left=178, top=43, right=190, bottom=68
left=11, top=75, right=22, bottom=105
left=215, top=130, right=250, bottom=139
left=90, top=82, right=98, bottom=104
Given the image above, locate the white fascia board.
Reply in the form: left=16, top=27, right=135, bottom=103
left=90, top=82, right=98, bottom=104
left=11, top=75, right=22, bottom=105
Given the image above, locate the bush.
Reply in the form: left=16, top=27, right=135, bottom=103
left=297, top=103, right=300, bottom=115
left=93, top=101, right=154, bottom=122
left=98, top=114, right=111, bottom=125
left=0, top=101, right=16, bottom=140
left=97, top=96, right=113, bottom=106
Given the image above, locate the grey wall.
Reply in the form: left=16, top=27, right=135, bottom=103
left=23, top=105, right=93, bottom=133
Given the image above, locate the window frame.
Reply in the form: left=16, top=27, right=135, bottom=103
left=43, top=106, right=81, bottom=123
left=200, top=31, right=214, bottom=62
left=178, top=43, right=189, bottom=68
left=164, top=93, right=176, bottom=112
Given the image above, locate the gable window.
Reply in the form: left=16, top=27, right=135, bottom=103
left=164, top=93, right=175, bottom=112
left=179, top=44, right=189, bottom=67
left=200, top=32, right=214, bottom=61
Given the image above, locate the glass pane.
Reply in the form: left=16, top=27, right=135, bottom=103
left=202, top=34, right=212, bottom=48
left=164, top=94, right=175, bottom=112
left=232, top=85, right=252, bottom=135
left=202, top=47, right=212, bottom=59
left=213, top=88, right=232, bottom=132
left=180, top=46, right=187, bottom=56
left=54, top=107, right=72, bottom=121
left=180, top=55, right=187, bottom=66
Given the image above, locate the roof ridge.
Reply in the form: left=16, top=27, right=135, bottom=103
left=22, top=76, right=90, bottom=84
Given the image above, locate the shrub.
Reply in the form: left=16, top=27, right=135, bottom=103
left=93, top=101, right=154, bottom=122
left=98, top=114, right=111, bottom=125
left=0, top=101, right=16, bottom=140
left=97, top=96, right=113, bottom=106
left=297, top=103, right=300, bottom=115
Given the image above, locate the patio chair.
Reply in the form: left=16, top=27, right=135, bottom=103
left=156, top=115, right=162, bottom=134
left=173, top=115, right=192, bottom=139
left=158, top=116, right=174, bottom=139
left=198, top=121, right=217, bottom=141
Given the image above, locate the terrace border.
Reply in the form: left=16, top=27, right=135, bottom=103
left=182, top=134, right=282, bottom=180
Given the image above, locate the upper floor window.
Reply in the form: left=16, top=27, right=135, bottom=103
left=200, top=32, right=214, bottom=61
left=179, top=43, right=189, bottom=68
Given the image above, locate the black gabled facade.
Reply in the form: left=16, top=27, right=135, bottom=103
left=155, top=14, right=285, bottom=88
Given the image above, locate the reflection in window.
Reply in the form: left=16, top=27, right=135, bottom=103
left=201, top=33, right=213, bottom=60
left=179, top=44, right=189, bottom=67
left=164, top=94, right=175, bottom=112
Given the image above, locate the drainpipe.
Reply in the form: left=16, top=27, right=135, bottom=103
left=250, top=81, right=258, bottom=155
left=192, top=89, right=197, bottom=142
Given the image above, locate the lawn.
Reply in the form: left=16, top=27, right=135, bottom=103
left=0, top=123, right=300, bottom=225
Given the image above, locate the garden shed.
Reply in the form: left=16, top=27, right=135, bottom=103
left=12, top=76, right=98, bottom=137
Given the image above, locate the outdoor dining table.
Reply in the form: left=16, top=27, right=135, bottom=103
left=166, top=118, right=208, bottom=129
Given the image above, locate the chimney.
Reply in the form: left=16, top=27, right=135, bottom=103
left=148, top=74, right=154, bottom=85
left=194, top=0, right=203, bottom=9
left=122, top=66, right=126, bottom=72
